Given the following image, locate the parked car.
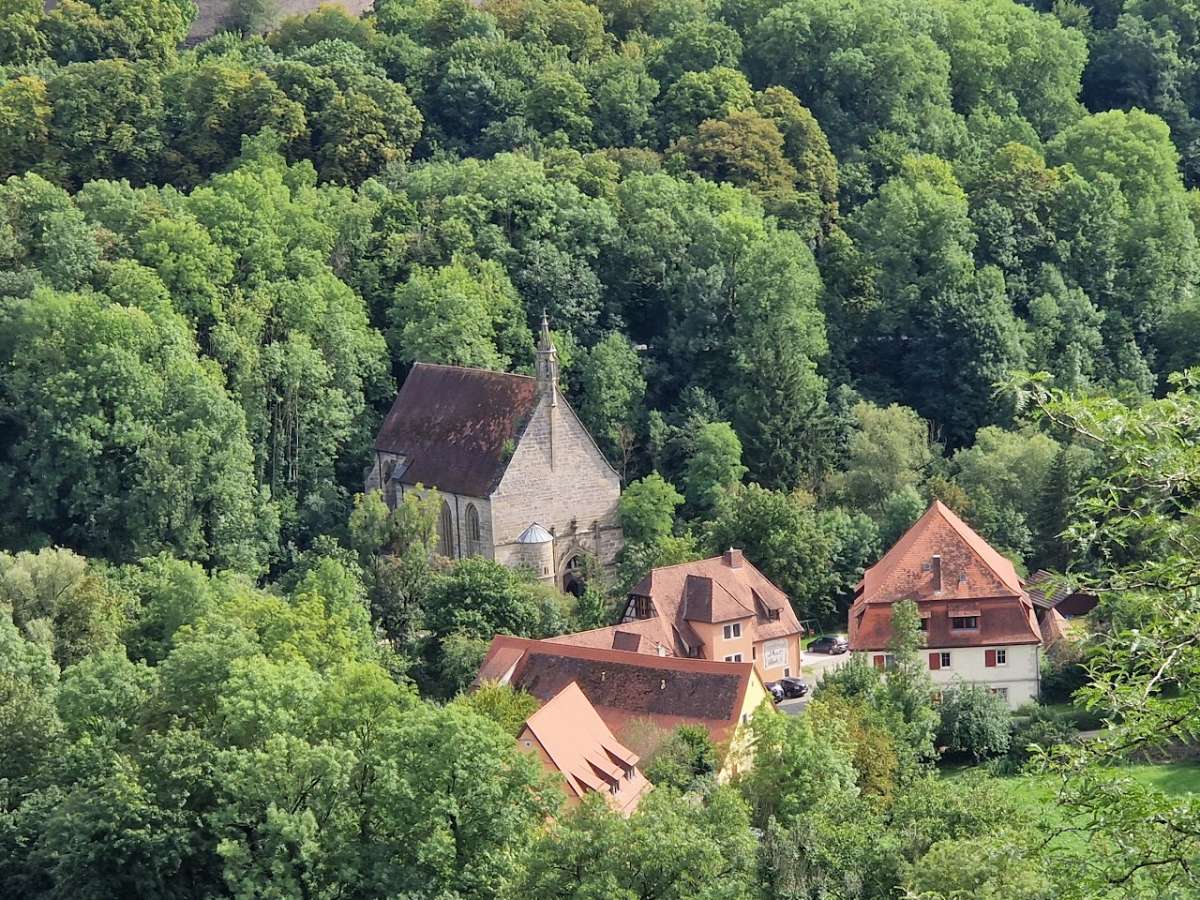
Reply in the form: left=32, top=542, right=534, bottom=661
left=768, top=676, right=809, bottom=702
left=808, top=635, right=849, bottom=654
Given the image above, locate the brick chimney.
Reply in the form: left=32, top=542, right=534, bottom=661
left=723, top=548, right=744, bottom=569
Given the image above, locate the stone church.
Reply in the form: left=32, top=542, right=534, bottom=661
left=367, top=318, right=623, bottom=592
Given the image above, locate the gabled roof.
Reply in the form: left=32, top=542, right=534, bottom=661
left=1024, top=569, right=1096, bottom=611
left=608, top=552, right=804, bottom=653
left=1039, top=607, right=1069, bottom=646
left=374, top=363, right=539, bottom=498
left=476, top=636, right=760, bottom=746
left=857, top=500, right=1023, bottom=604
left=848, top=501, right=1042, bottom=651
left=521, top=682, right=651, bottom=815
left=682, top=574, right=756, bottom=624
left=545, top=617, right=680, bottom=656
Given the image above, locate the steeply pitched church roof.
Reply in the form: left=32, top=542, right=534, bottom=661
left=374, top=363, right=539, bottom=498
left=857, top=500, right=1023, bottom=604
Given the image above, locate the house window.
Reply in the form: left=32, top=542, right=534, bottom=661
left=438, top=501, right=454, bottom=558
left=919, top=618, right=929, bottom=631
left=931, top=691, right=943, bottom=704
left=783, top=668, right=790, bottom=677
left=939, top=652, right=952, bottom=669
left=465, top=503, right=481, bottom=547
left=996, top=648, right=1007, bottom=666
left=724, top=653, right=743, bottom=662
left=768, top=608, right=780, bottom=621
left=631, top=595, right=652, bottom=619
left=723, top=623, right=742, bottom=640
left=951, top=616, right=978, bottom=630
left=990, top=688, right=1009, bottom=702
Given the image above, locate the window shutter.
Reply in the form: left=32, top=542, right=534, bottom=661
left=873, top=654, right=884, bottom=670
left=928, top=651, right=941, bottom=670
left=985, top=649, right=997, bottom=668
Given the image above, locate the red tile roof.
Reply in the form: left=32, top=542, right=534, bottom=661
left=849, top=501, right=1042, bottom=651
left=374, top=363, right=539, bottom=498
left=520, top=682, right=651, bottom=815
left=545, top=618, right=672, bottom=654
left=857, top=500, right=1023, bottom=604
left=555, top=552, right=803, bottom=658
left=1024, top=570, right=1098, bottom=616
left=476, top=636, right=758, bottom=746
left=1038, top=607, right=1069, bottom=646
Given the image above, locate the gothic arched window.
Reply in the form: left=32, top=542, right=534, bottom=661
left=465, top=503, right=481, bottom=548
left=438, top=501, right=454, bottom=558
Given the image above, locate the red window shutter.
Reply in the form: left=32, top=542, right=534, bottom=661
left=985, top=649, right=997, bottom=668
left=873, top=654, right=884, bottom=670
left=928, top=651, right=941, bottom=670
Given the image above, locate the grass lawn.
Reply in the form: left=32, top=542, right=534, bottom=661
left=1126, top=760, right=1200, bottom=794
left=944, top=760, right=1200, bottom=851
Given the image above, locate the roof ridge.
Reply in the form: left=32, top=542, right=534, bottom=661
left=861, top=501, right=1022, bottom=603
left=929, top=501, right=1021, bottom=594
left=491, top=634, right=756, bottom=675
left=411, top=361, right=536, bottom=380
left=642, top=553, right=736, bottom=574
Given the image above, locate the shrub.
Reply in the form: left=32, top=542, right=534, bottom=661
left=643, top=724, right=718, bottom=790
left=1006, top=705, right=1077, bottom=768
left=936, top=680, right=1010, bottom=761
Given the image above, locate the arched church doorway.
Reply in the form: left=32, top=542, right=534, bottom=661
left=562, top=554, right=588, bottom=597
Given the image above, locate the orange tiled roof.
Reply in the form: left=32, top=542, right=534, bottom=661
left=476, top=635, right=759, bottom=746
left=553, top=551, right=803, bottom=658
left=521, top=682, right=651, bottom=815
left=1038, top=607, right=1069, bottom=646
left=849, top=501, right=1042, bottom=651
left=857, top=500, right=1023, bottom=602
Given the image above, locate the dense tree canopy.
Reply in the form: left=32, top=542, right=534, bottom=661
left=3, top=0, right=1200, bottom=894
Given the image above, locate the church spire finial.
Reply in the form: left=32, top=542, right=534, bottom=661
left=536, top=311, right=559, bottom=406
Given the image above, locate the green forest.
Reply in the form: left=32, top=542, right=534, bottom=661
left=3, top=0, right=1200, bottom=896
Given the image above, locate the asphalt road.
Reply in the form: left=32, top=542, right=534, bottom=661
left=778, top=649, right=851, bottom=716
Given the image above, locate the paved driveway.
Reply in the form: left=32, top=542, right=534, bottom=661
left=778, top=650, right=852, bottom=716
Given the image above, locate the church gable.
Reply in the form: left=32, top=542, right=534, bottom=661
left=492, top=394, right=620, bottom=515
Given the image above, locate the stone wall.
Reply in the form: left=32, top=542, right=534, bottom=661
left=491, top=393, right=623, bottom=576
left=395, top=482, right=494, bottom=562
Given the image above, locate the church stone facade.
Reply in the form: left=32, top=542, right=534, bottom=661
left=367, top=319, right=623, bottom=590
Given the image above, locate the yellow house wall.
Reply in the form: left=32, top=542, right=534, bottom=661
left=688, top=616, right=755, bottom=664
left=752, top=633, right=802, bottom=682
left=718, top=669, right=772, bottom=781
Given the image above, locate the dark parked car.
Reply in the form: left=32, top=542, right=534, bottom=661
left=768, top=676, right=809, bottom=702
left=808, top=635, right=849, bottom=654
